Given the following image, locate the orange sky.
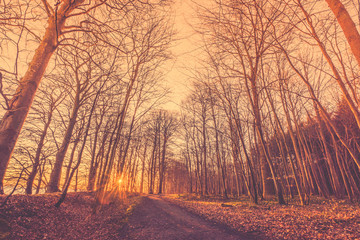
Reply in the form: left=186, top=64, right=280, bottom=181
left=0, top=1, right=206, bottom=112
left=163, top=0, right=207, bottom=111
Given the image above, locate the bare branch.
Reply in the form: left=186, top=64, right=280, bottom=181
left=41, top=0, right=54, bottom=17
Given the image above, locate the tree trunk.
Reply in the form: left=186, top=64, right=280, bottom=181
left=325, top=0, right=360, bottom=67
left=202, top=112, right=208, bottom=195
left=158, top=136, right=167, bottom=194
left=149, top=130, right=158, bottom=194
left=139, top=143, right=147, bottom=194
left=25, top=111, right=53, bottom=194
left=63, top=139, right=80, bottom=190
left=47, top=92, right=80, bottom=193
left=87, top=110, right=105, bottom=191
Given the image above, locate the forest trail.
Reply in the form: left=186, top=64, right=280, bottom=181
left=119, top=195, right=255, bottom=240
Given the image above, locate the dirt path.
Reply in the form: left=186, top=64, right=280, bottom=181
left=120, top=195, right=256, bottom=240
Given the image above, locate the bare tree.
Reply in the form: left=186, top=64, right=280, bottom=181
left=0, top=0, right=170, bottom=194
left=0, top=0, right=89, bottom=193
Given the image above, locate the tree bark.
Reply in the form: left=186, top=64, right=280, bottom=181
left=325, top=0, right=360, bottom=67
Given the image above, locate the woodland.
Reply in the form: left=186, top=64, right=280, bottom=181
left=1, top=0, right=360, bottom=239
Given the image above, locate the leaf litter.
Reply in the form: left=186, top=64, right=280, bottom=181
left=163, top=194, right=360, bottom=240
left=0, top=192, right=140, bottom=240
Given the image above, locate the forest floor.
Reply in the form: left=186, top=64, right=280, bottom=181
left=163, top=194, right=360, bottom=240
left=1, top=192, right=360, bottom=239
left=0, top=192, right=256, bottom=240
left=0, top=192, right=141, bottom=240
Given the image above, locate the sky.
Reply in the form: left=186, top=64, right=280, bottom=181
left=162, top=0, right=206, bottom=111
